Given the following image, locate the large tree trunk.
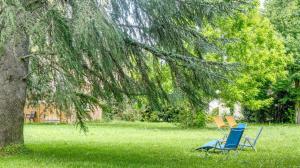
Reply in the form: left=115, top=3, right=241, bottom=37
left=0, top=35, right=29, bottom=147
left=296, top=80, right=300, bottom=124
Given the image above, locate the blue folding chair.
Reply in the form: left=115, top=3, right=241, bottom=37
left=196, top=128, right=245, bottom=155
left=220, top=123, right=246, bottom=142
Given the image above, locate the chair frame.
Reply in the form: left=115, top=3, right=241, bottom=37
left=241, top=127, right=263, bottom=151
left=196, top=128, right=245, bottom=156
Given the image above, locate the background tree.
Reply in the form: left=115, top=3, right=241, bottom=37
left=266, top=0, right=300, bottom=124
left=203, top=2, right=290, bottom=122
left=0, top=0, right=248, bottom=147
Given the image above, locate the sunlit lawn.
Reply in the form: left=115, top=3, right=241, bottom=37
left=0, top=121, right=299, bottom=168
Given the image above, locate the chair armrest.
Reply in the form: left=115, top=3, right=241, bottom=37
left=214, top=140, right=224, bottom=149
left=245, top=136, right=254, bottom=141
left=218, top=139, right=226, bottom=144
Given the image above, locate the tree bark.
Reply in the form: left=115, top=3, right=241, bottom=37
left=295, top=79, right=300, bottom=124
left=0, top=35, right=29, bottom=147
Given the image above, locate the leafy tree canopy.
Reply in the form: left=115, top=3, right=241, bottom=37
left=266, top=0, right=300, bottom=123
left=0, top=0, right=249, bottom=128
left=204, top=2, right=291, bottom=110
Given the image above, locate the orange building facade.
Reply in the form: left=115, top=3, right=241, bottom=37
left=24, top=103, right=102, bottom=123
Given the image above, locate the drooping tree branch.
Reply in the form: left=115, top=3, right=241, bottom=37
left=0, top=0, right=250, bottom=129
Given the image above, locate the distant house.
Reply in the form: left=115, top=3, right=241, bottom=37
left=207, top=99, right=243, bottom=119
left=24, top=102, right=102, bottom=123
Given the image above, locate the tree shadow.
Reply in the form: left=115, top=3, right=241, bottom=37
left=21, top=143, right=203, bottom=167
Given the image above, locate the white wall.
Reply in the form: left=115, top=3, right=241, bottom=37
left=207, top=99, right=243, bottom=119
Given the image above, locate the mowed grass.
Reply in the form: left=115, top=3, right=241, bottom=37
left=0, top=121, right=300, bottom=168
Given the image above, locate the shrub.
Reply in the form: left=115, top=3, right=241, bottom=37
left=196, top=112, right=207, bottom=127
left=121, top=110, right=137, bottom=122
left=102, top=102, right=207, bottom=127
left=178, top=109, right=206, bottom=128
left=139, top=107, right=152, bottom=122
left=139, top=106, right=180, bottom=122
left=149, top=111, right=160, bottom=122
left=159, top=106, right=180, bottom=122
left=102, top=106, right=115, bottom=121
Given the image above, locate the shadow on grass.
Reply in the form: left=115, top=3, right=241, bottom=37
left=21, top=144, right=204, bottom=167
left=20, top=143, right=296, bottom=168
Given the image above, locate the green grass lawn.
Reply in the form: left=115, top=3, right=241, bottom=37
left=0, top=121, right=300, bottom=168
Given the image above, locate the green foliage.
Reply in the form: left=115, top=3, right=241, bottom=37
left=196, top=111, right=207, bottom=127
left=178, top=109, right=207, bottom=128
left=204, top=4, right=290, bottom=113
left=137, top=105, right=208, bottom=127
left=250, top=79, right=297, bottom=123
left=270, top=79, right=296, bottom=123
left=102, top=106, right=115, bottom=121
left=121, top=110, right=138, bottom=122
left=134, top=106, right=181, bottom=123
left=149, top=111, right=160, bottom=122
left=266, top=0, right=300, bottom=123
left=159, top=106, right=181, bottom=123
left=104, top=102, right=206, bottom=128
left=0, top=0, right=250, bottom=128
left=266, top=0, right=300, bottom=61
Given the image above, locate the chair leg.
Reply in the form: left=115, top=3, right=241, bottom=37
left=234, top=150, right=239, bottom=157
left=224, top=150, right=230, bottom=160
left=247, top=140, right=256, bottom=152
left=240, top=139, right=247, bottom=150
